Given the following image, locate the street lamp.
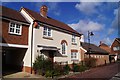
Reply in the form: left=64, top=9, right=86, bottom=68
left=88, top=31, right=94, bottom=58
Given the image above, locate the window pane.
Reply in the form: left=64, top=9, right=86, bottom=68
left=16, top=24, right=20, bottom=28
left=44, top=26, right=47, bottom=30
left=10, top=28, right=14, bottom=32
left=43, top=27, right=47, bottom=36
left=48, top=28, right=51, bottom=36
left=10, top=23, right=15, bottom=27
left=72, top=35, right=76, bottom=43
left=9, top=23, right=15, bottom=33
left=16, top=29, right=20, bottom=33
left=62, top=43, right=66, bottom=54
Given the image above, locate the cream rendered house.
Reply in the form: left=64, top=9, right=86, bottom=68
left=20, top=5, right=82, bottom=73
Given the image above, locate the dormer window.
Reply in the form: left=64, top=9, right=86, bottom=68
left=43, top=26, right=52, bottom=37
left=9, top=22, right=22, bottom=35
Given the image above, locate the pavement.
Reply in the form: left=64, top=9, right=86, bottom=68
left=110, top=72, right=120, bottom=80
left=3, top=72, right=45, bottom=78
left=2, top=62, right=120, bottom=80
left=58, top=62, right=120, bottom=80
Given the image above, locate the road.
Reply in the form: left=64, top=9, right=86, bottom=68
left=59, top=62, right=120, bottom=80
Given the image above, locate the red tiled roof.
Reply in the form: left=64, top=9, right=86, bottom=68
left=116, top=38, right=120, bottom=43
left=81, top=42, right=109, bottom=55
left=99, top=43, right=109, bottom=47
left=22, top=7, right=81, bottom=36
left=0, top=5, right=29, bottom=23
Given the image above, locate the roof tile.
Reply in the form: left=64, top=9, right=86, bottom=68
left=22, top=7, right=81, bottom=36
left=0, top=6, right=29, bottom=23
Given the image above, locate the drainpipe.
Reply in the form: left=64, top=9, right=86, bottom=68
left=30, top=21, right=38, bottom=74
left=30, top=22, right=34, bottom=74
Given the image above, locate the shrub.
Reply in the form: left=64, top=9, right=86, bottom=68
left=45, top=70, right=53, bottom=77
left=84, top=57, right=97, bottom=68
left=72, top=63, right=80, bottom=72
left=54, top=62, right=64, bottom=76
left=79, top=65, right=88, bottom=72
left=33, top=56, right=43, bottom=74
left=33, top=55, right=53, bottom=75
left=63, top=64, right=71, bottom=74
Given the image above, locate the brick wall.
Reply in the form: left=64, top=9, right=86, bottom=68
left=1, top=19, right=29, bottom=45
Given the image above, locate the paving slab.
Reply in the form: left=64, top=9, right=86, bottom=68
left=3, top=72, right=45, bottom=78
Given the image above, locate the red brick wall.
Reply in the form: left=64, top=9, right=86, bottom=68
left=111, top=40, right=120, bottom=54
left=1, top=19, right=29, bottom=45
left=22, top=66, right=35, bottom=74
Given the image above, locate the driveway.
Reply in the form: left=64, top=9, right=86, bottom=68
left=59, top=62, right=120, bottom=80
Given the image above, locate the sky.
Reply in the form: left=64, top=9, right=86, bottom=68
left=1, top=1, right=119, bottom=46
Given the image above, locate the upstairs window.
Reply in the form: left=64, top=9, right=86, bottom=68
left=113, top=46, right=120, bottom=51
left=9, top=22, right=22, bottom=35
left=72, top=35, right=76, bottom=43
left=43, top=26, right=52, bottom=37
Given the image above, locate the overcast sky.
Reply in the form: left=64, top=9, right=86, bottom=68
left=2, top=1, right=119, bottom=46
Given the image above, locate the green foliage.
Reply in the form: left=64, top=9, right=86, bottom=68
left=33, top=55, right=89, bottom=77
left=45, top=70, right=53, bottom=77
left=84, top=57, right=97, bottom=68
left=79, top=65, right=88, bottom=72
left=33, top=55, right=66, bottom=77
left=72, top=63, right=80, bottom=72
left=63, top=64, right=71, bottom=74
left=33, top=55, right=53, bottom=75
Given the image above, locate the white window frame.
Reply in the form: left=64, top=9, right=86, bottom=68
left=72, top=35, right=76, bottom=43
left=61, top=42, right=67, bottom=55
left=71, top=52, right=78, bottom=60
left=113, top=46, right=120, bottom=51
left=9, top=22, right=22, bottom=35
left=43, top=26, right=52, bottom=37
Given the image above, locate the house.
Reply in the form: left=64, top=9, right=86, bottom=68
left=99, top=41, right=115, bottom=62
left=99, top=41, right=111, bottom=53
left=20, top=5, right=82, bottom=72
left=80, top=42, right=109, bottom=66
left=0, top=6, right=30, bottom=73
left=111, top=38, right=120, bottom=60
left=1, top=5, right=82, bottom=74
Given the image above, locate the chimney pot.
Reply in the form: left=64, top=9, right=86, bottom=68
left=40, top=5, right=48, bottom=18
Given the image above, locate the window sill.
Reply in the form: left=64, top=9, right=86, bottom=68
left=71, top=43, right=77, bottom=45
left=9, top=33, right=21, bottom=36
left=71, top=59, right=79, bottom=61
left=62, top=54, right=67, bottom=57
left=43, top=36, right=53, bottom=40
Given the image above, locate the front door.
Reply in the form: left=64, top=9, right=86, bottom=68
left=48, top=51, right=54, bottom=62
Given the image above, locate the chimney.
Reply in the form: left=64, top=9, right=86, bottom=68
left=40, top=5, right=48, bottom=18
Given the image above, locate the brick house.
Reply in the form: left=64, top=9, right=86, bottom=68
left=0, top=6, right=30, bottom=72
left=80, top=42, right=109, bottom=66
left=99, top=41, right=116, bottom=62
left=111, top=38, right=120, bottom=60
left=1, top=5, right=82, bottom=74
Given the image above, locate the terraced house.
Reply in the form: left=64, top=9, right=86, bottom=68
left=1, top=5, right=82, bottom=74
left=0, top=6, right=30, bottom=73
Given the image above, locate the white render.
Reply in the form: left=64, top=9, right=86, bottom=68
left=20, top=8, right=82, bottom=65
left=20, top=9, right=34, bottom=67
